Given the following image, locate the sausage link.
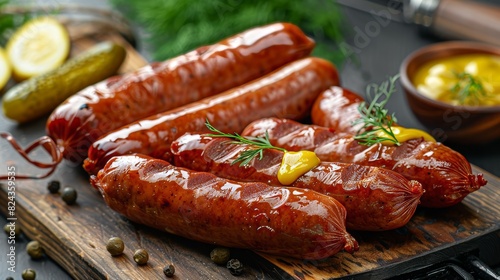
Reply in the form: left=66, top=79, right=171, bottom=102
left=311, top=86, right=364, bottom=134
left=83, top=57, right=340, bottom=175
left=241, top=118, right=487, bottom=208
left=46, top=22, right=315, bottom=163
left=171, top=133, right=424, bottom=231
left=91, top=154, right=359, bottom=260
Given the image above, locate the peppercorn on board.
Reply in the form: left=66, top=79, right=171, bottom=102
left=1, top=33, right=500, bottom=280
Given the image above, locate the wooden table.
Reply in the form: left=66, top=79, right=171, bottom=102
left=1, top=2, right=500, bottom=279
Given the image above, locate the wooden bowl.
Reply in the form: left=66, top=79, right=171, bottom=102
left=400, top=41, right=500, bottom=144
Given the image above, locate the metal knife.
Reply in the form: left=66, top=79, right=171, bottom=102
left=336, top=0, right=500, bottom=46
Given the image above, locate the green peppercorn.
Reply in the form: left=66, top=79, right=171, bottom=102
left=163, top=264, right=175, bottom=277
left=227, top=259, right=243, bottom=276
left=133, top=248, right=149, bottom=265
left=61, top=187, right=77, bottom=205
left=26, top=240, right=44, bottom=259
left=210, top=247, right=231, bottom=265
left=3, top=223, right=20, bottom=236
left=22, top=268, right=36, bottom=280
left=106, top=237, right=124, bottom=256
left=47, top=180, right=60, bottom=194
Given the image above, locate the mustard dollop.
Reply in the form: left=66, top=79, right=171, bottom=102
left=277, top=151, right=320, bottom=185
left=376, top=126, right=436, bottom=146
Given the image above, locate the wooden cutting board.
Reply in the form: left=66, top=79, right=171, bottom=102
left=1, top=32, right=499, bottom=280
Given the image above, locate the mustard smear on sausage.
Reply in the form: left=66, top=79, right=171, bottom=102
left=375, top=126, right=436, bottom=146
left=278, top=151, right=320, bottom=185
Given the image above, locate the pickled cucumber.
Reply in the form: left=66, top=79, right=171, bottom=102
left=2, top=41, right=126, bottom=123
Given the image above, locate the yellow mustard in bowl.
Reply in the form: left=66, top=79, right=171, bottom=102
left=413, top=54, right=500, bottom=106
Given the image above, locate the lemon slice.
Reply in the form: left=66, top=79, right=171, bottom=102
left=6, top=16, right=70, bottom=81
left=0, top=47, right=11, bottom=90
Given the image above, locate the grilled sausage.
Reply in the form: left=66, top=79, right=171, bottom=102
left=171, top=133, right=424, bottom=231
left=46, top=22, right=315, bottom=163
left=83, top=57, right=340, bottom=175
left=90, top=154, right=359, bottom=260
left=241, top=118, right=487, bottom=208
left=311, top=86, right=364, bottom=134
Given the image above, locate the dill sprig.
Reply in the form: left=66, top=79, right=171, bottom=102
left=205, top=120, right=286, bottom=166
left=353, top=74, right=400, bottom=146
left=0, top=0, right=17, bottom=46
left=450, top=72, right=487, bottom=106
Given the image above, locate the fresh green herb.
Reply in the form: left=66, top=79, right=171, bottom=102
left=109, top=0, right=347, bottom=65
left=450, top=71, right=487, bottom=105
left=0, top=1, right=32, bottom=46
left=353, top=75, right=400, bottom=146
left=205, top=120, right=286, bottom=166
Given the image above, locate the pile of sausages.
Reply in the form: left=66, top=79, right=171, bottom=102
left=46, top=23, right=487, bottom=260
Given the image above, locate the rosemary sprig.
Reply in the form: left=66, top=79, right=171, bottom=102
left=450, top=72, right=487, bottom=106
left=353, top=74, right=400, bottom=146
left=205, top=120, right=286, bottom=166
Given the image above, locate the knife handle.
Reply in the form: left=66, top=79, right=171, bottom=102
left=430, top=0, right=500, bottom=46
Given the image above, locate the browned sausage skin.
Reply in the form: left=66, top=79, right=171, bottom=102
left=171, top=133, right=423, bottom=231
left=241, top=118, right=487, bottom=208
left=46, top=22, right=315, bottom=164
left=90, top=154, right=359, bottom=260
left=83, top=57, right=340, bottom=175
left=311, top=86, right=364, bottom=134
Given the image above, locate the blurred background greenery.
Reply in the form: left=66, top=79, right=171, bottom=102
left=1, top=0, right=348, bottom=65
left=110, top=0, right=347, bottom=65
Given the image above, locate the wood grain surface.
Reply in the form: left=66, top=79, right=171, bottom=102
left=1, top=31, right=499, bottom=280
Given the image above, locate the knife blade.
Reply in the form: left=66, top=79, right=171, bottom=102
left=336, top=0, right=500, bottom=47
left=336, top=0, right=407, bottom=23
